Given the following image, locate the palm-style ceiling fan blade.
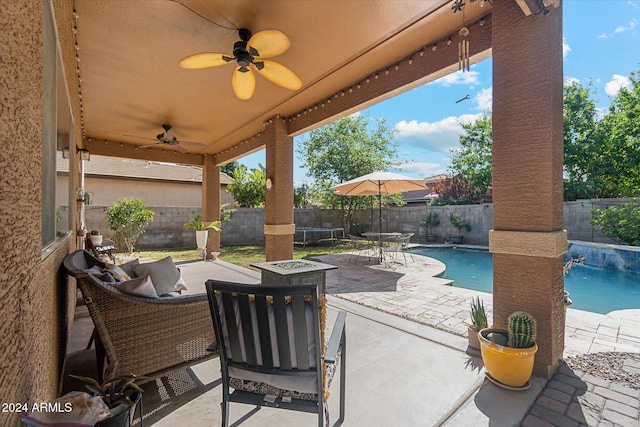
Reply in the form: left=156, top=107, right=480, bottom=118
left=257, top=59, right=302, bottom=90
left=247, top=30, right=290, bottom=58
left=232, top=66, right=256, bottom=100
left=174, top=144, right=189, bottom=153
left=179, top=53, right=230, bottom=69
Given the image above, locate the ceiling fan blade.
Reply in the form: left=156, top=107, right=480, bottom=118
left=257, top=59, right=301, bottom=90
left=139, top=142, right=162, bottom=148
left=179, top=53, right=230, bottom=69
left=247, top=30, right=290, bottom=58
left=174, top=144, right=189, bottom=153
left=177, top=141, right=206, bottom=147
left=232, top=66, right=256, bottom=100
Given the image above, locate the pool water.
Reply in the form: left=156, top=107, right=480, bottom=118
left=413, top=247, right=640, bottom=314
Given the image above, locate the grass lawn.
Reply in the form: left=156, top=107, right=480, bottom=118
left=130, top=243, right=349, bottom=270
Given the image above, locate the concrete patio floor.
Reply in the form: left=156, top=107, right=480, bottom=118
left=64, top=252, right=640, bottom=426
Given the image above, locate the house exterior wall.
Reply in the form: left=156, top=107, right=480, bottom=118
left=0, top=1, right=78, bottom=425
left=56, top=174, right=233, bottom=207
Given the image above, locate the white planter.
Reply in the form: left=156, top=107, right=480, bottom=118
left=89, top=235, right=103, bottom=246
left=195, top=230, right=208, bottom=250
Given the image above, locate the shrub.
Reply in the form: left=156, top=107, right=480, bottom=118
left=590, top=199, right=640, bottom=245
left=106, top=198, right=154, bottom=253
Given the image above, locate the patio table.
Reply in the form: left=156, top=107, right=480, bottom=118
left=362, top=232, right=401, bottom=263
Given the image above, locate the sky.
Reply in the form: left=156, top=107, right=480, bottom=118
left=238, top=1, right=640, bottom=185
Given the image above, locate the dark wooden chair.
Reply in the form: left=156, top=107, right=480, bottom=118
left=205, top=280, right=346, bottom=427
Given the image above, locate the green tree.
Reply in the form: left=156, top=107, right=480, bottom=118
left=221, top=160, right=240, bottom=177
left=596, top=70, right=640, bottom=197
left=563, top=81, right=603, bottom=200
left=590, top=199, right=640, bottom=245
left=449, top=114, right=492, bottom=195
left=227, top=164, right=266, bottom=207
left=106, top=198, right=154, bottom=254
left=297, top=114, right=400, bottom=231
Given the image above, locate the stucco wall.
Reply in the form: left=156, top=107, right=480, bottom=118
left=0, top=1, right=77, bottom=425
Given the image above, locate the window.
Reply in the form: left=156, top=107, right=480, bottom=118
left=42, top=0, right=72, bottom=254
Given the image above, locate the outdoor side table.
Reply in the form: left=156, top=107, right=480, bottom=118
left=250, top=259, right=337, bottom=294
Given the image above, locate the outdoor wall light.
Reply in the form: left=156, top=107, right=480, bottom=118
left=78, top=148, right=90, bottom=161
left=266, top=177, right=273, bottom=190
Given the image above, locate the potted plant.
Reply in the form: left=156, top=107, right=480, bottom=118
left=478, top=311, right=538, bottom=390
left=70, top=361, right=146, bottom=426
left=420, top=211, right=440, bottom=242
left=448, top=212, right=471, bottom=244
left=184, top=214, right=221, bottom=259
left=468, top=297, right=488, bottom=350
left=89, top=229, right=103, bottom=246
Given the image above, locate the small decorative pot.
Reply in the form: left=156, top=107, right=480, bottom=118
left=451, top=236, right=464, bottom=244
left=468, top=326, right=481, bottom=350
left=426, top=234, right=438, bottom=243
left=96, top=391, right=141, bottom=427
left=195, top=230, right=208, bottom=250
left=90, top=234, right=103, bottom=246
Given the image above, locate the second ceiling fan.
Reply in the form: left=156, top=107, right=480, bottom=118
left=179, top=28, right=301, bottom=100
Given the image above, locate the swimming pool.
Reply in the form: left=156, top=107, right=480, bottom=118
left=413, top=247, right=640, bottom=314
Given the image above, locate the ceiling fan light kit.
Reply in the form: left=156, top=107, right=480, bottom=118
left=180, top=28, right=301, bottom=100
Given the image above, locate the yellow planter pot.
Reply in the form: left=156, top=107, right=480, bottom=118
left=478, top=328, right=538, bottom=389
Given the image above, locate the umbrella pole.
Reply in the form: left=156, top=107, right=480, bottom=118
left=378, top=188, right=383, bottom=262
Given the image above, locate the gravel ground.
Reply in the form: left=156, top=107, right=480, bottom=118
left=564, top=352, right=640, bottom=390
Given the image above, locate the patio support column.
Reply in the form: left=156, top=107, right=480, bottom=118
left=490, top=1, right=566, bottom=379
left=264, top=117, right=294, bottom=261
left=202, top=154, right=221, bottom=259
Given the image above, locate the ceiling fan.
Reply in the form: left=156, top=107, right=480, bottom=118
left=126, top=124, right=206, bottom=153
left=179, top=28, right=302, bottom=100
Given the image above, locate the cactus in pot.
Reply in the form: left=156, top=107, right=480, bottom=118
left=507, top=311, right=536, bottom=348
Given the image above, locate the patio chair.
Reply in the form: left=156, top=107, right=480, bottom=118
left=347, top=233, right=371, bottom=264
left=205, top=279, right=346, bottom=427
left=63, top=250, right=217, bottom=381
left=382, top=233, right=414, bottom=267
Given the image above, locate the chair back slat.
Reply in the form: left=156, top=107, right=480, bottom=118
left=221, top=292, right=243, bottom=363
left=292, top=295, right=310, bottom=370
left=237, top=294, right=257, bottom=366
left=272, top=295, right=292, bottom=370
left=254, top=295, right=274, bottom=370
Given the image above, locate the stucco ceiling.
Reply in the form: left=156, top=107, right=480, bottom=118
left=73, top=0, right=492, bottom=163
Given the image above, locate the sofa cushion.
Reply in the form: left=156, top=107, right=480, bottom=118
left=133, top=256, right=186, bottom=296
left=115, top=275, right=158, bottom=299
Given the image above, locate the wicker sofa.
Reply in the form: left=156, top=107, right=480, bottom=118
left=63, top=250, right=216, bottom=380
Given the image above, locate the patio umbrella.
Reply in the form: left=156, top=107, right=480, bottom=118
left=332, top=171, right=426, bottom=232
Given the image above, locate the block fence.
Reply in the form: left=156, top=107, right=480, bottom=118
left=82, top=198, right=635, bottom=250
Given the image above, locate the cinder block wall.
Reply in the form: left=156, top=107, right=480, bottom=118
left=83, top=199, right=629, bottom=250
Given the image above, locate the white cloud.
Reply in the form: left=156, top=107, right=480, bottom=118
left=431, top=70, right=480, bottom=87
left=394, top=161, right=447, bottom=178
left=563, top=38, right=571, bottom=57
left=394, top=113, right=482, bottom=153
left=605, top=74, right=631, bottom=96
left=475, top=87, right=492, bottom=111
left=598, top=18, right=638, bottom=38
left=564, top=77, right=580, bottom=86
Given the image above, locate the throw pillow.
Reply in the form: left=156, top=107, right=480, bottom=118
left=133, top=256, right=182, bottom=296
left=118, top=258, right=140, bottom=278
left=105, top=265, right=131, bottom=282
left=115, top=275, right=158, bottom=299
